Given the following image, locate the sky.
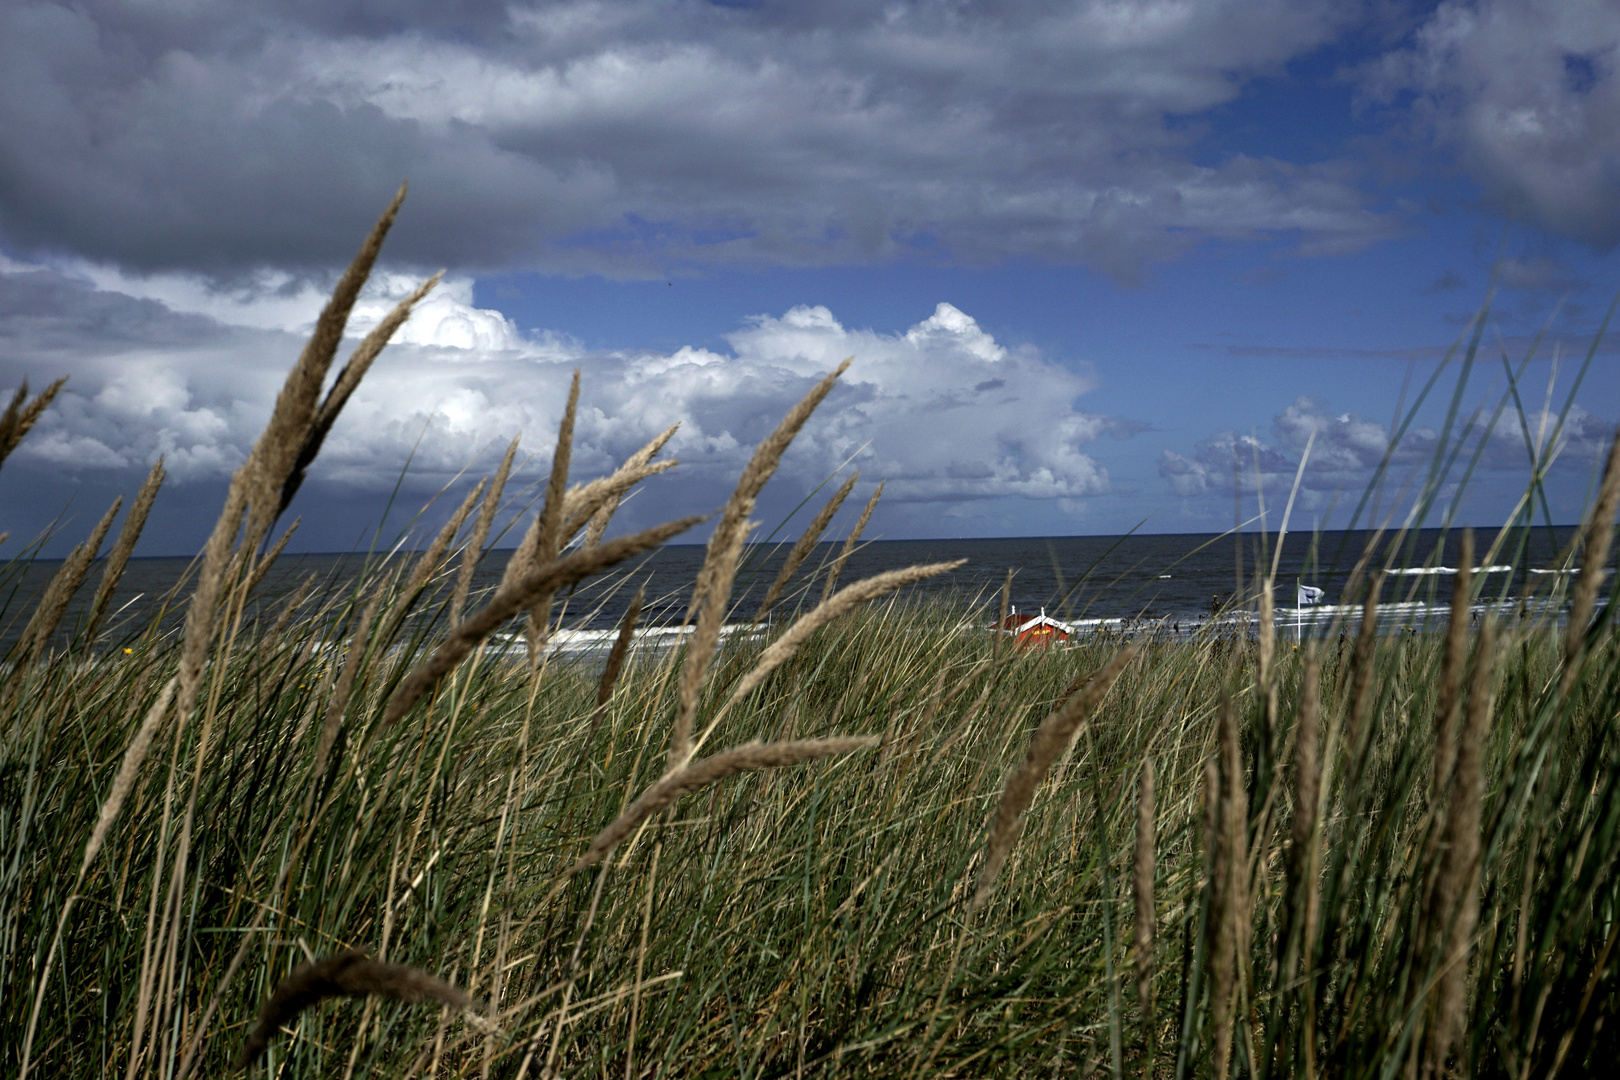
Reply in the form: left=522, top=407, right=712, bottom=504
left=1, top=0, right=1618, bottom=556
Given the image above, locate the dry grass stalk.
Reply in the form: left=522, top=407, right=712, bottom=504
left=175, top=480, right=247, bottom=779
left=1052, top=661, right=1099, bottom=714
left=453, top=436, right=520, bottom=625
left=525, top=371, right=581, bottom=663
left=255, top=574, right=317, bottom=671
left=1423, top=618, right=1495, bottom=1078
left=153, top=203, right=423, bottom=1076
left=754, top=472, right=860, bottom=623
left=489, top=465, right=662, bottom=679
left=498, top=515, right=544, bottom=597
left=971, top=645, right=1139, bottom=911
left=668, top=517, right=751, bottom=768
left=623, top=840, right=661, bottom=1080
left=239, top=948, right=478, bottom=1069
left=585, top=423, right=680, bottom=548
left=561, top=460, right=677, bottom=541
left=1345, top=573, right=1385, bottom=757
left=573, top=422, right=681, bottom=545
left=1257, top=577, right=1277, bottom=750
left=19, top=496, right=122, bottom=661
left=1564, top=431, right=1620, bottom=691
left=1405, top=535, right=1477, bottom=1051
left=179, top=189, right=411, bottom=732
left=278, top=270, right=444, bottom=517
left=79, top=677, right=178, bottom=880
left=1285, top=652, right=1321, bottom=976
left=1209, top=695, right=1250, bottom=1080
left=402, top=479, right=487, bottom=606
left=716, top=561, right=965, bottom=735
left=993, top=567, right=1012, bottom=662
left=246, top=185, right=409, bottom=549
left=1201, top=754, right=1220, bottom=863
left=1294, top=651, right=1323, bottom=1080
left=382, top=515, right=704, bottom=727
left=572, top=736, right=878, bottom=873
left=315, top=591, right=383, bottom=778
left=1432, top=532, right=1475, bottom=794
left=0, top=377, right=67, bottom=471
left=252, top=184, right=414, bottom=544
left=1134, top=757, right=1156, bottom=1023
left=670, top=359, right=851, bottom=773
left=540, top=374, right=582, bottom=545
left=177, top=498, right=282, bottom=759
left=84, top=458, right=165, bottom=641
left=243, top=520, right=300, bottom=599
left=821, top=480, right=883, bottom=604
left=596, top=587, right=644, bottom=712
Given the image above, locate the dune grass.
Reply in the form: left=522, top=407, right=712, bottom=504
left=3, top=193, right=1620, bottom=1078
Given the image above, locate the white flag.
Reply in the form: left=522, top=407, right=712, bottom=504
left=1297, top=584, right=1325, bottom=606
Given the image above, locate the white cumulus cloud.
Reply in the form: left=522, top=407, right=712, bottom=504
left=1160, top=391, right=1615, bottom=514
left=0, top=261, right=1124, bottom=532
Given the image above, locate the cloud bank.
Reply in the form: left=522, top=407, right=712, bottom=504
left=1160, top=393, right=1616, bottom=520
left=0, top=262, right=1125, bottom=547
left=1361, top=0, right=1620, bottom=248
left=1, top=2, right=1612, bottom=287
left=0, top=0, right=1401, bottom=281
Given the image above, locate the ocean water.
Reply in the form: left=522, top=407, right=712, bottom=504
left=0, top=525, right=1603, bottom=654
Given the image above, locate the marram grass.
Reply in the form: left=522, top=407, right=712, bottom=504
left=3, top=192, right=1620, bottom=1079
left=9, top=571, right=1619, bottom=1078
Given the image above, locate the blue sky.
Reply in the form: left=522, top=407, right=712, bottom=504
left=0, top=0, right=1617, bottom=554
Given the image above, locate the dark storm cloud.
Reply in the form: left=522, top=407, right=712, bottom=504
left=0, top=0, right=1397, bottom=280
left=0, top=268, right=222, bottom=351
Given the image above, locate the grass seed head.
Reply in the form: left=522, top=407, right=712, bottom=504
left=972, top=645, right=1139, bottom=911
left=579, top=421, right=681, bottom=548
left=718, top=561, right=965, bottom=730
left=671, top=358, right=850, bottom=773
left=574, top=737, right=879, bottom=873
left=278, top=269, right=442, bottom=517
left=18, top=495, right=121, bottom=662
left=238, top=949, right=478, bottom=1070
left=596, top=586, right=645, bottom=711
left=383, top=514, right=704, bottom=727
left=454, top=434, right=520, bottom=625
left=0, top=377, right=66, bottom=471
left=85, top=457, right=165, bottom=642
left=821, top=479, right=883, bottom=604
left=755, top=470, right=860, bottom=623
left=1565, top=430, right=1620, bottom=687
left=1432, top=531, right=1474, bottom=793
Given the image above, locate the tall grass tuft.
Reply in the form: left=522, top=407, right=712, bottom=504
left=972, top=645, right=1138, bottom=911
left=5, top=217, right=1619, bottom=1080
left=754, top=471, right=859, bottom=623
left=84, top=457, right=165, bottom=643
left=670, top=359, right=851, bottom=773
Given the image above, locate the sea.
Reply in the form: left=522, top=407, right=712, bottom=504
left=2, top=525, right=1606, bottom=657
